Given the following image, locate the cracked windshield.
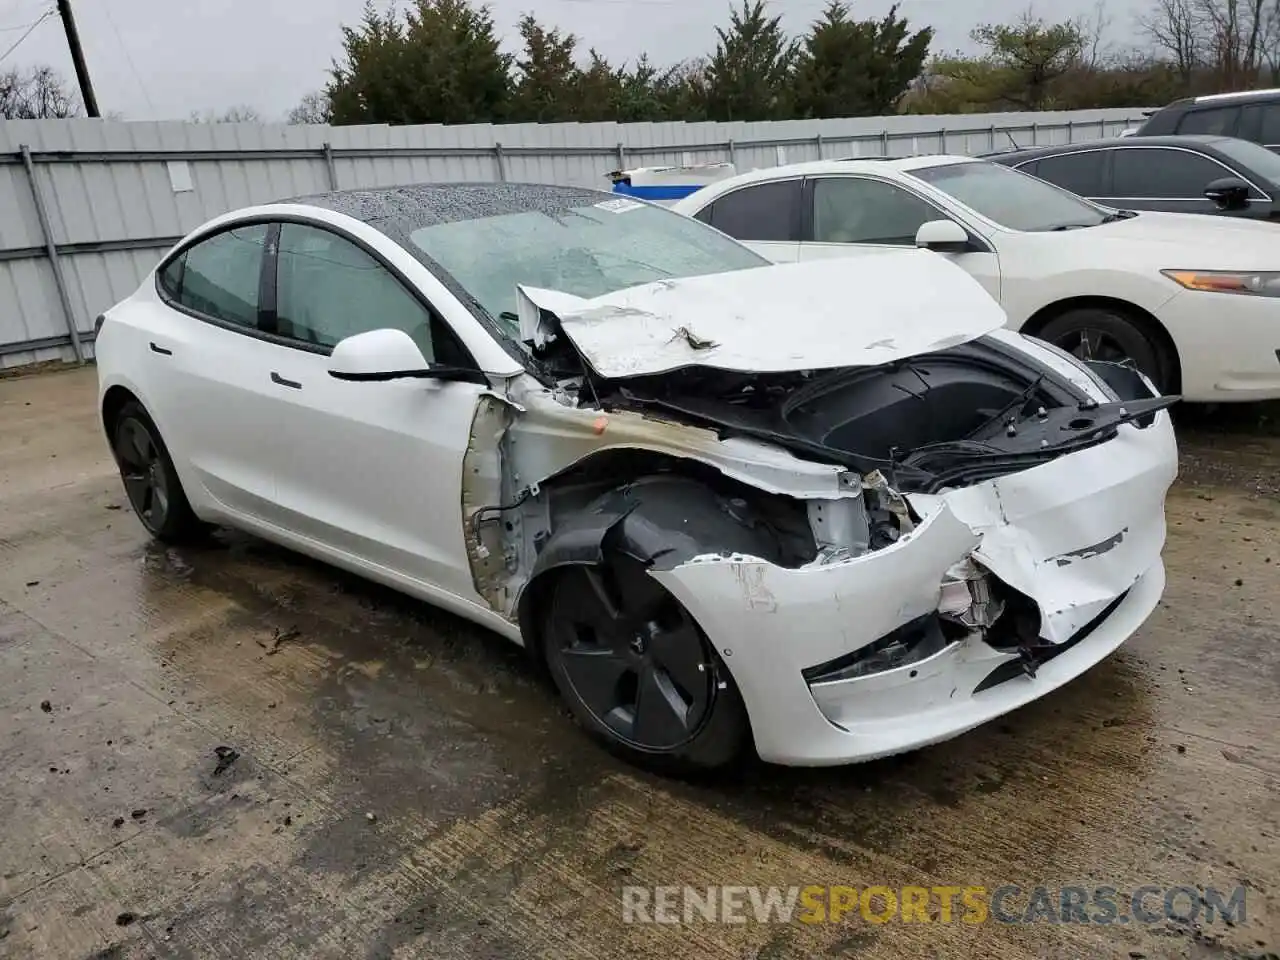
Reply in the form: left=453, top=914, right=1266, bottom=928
left=409, top=201, right=765, bottom=336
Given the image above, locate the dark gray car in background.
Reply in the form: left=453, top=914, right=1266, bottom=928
left=985, top=135, right=1280, bottom=221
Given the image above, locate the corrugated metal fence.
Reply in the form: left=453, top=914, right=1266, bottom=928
left=0, top=107, right=1146, bottom=368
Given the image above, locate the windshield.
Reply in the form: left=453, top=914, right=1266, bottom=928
left=1211, top=137, right=1280, bottom=185
left=909, top=161, right=1108, bottom=231
left=408, top=200, right=767, bottom=336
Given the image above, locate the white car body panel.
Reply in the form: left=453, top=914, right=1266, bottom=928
left=96, top=193, right=1179, bottom=768
left=655, top=403, right=1176, bottom=766
left=518, top=252, right=1006, bottom=378
left=672, top=156, right=1280, bottom=401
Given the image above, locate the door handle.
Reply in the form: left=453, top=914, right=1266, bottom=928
left=149, top=341, right=173, bottom=356
left=270, top=371, right=302, bottom=389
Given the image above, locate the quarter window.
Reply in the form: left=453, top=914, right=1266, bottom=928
left=1111, top=148, right=1227, bottom=198
left=167, top=224, right=268, bottom=328
left=811, top=177, right=941, bottom=245
left=704, top=180, right=801, bottom=242
left=1177, top=106, right=1239, bottom=136
left=275, top=223, right=440, bottom=361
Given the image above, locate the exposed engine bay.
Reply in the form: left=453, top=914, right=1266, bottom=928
left=541, top=331, right=1176, bottom=495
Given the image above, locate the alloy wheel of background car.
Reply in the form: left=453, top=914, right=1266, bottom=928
left=542, top=554, right=726, bottom=757
left=111, top=401, right=203, bottom=544
left=1036, top=307, right=1173, bottom=395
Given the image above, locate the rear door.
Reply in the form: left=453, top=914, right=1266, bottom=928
left=1022, top=149, right=1112, bottom=205
left=148, top=223, right=282, bottom=521
left=796, top=174, right=1002, bottom=302
left=691, top=179, right=802, bottom=262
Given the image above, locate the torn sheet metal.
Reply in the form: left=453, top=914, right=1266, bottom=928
left=910, top=413, right=1178, bottom=643
left=650, top=411, right=1177, bottom=765
left=517, top=253, right=1007, bottom=379
left=504, top=383, right=863, bottom=501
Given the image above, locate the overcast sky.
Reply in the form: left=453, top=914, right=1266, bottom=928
left=2, top=0, right=1148, bottom=121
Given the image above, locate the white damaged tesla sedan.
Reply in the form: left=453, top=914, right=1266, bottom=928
left=95, top=183, right=1178, bottom=771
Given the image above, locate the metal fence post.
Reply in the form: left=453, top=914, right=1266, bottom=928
left=1066, top=119, right=1074, bottom=143
left=880, top=130, right=889, bottom=156
left=815, top=132, right=823, bottom=159
left=322, top=142, right=338, bottom=190
left=494, top=142, right=507, bottom=181
left=727, top=138, right=736, bottom=166
left=616, top=142, right=626, bottom=171
left=19, top=144, right=83, bottom=364
left=1031, top=122, right=1039, bottom=146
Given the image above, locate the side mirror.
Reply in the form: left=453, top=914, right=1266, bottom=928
left=915, top=219, right=973, bottom=253
left=327, top=329, right=487, bottom=384
left=1204, top=177, right=1250, bottom=210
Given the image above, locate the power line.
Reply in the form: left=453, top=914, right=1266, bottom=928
left=101, top=0, right=152, bottom=114
left=0, top=7, right=53, bottom=65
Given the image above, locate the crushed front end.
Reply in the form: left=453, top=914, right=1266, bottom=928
left=633, top=335, right=1178, bottom=766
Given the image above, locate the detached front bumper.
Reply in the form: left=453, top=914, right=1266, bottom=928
left=650, top=411, right=1177, bottom=767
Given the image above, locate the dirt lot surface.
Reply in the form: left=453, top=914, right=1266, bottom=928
left=0, top=366, right=1277, bottom=960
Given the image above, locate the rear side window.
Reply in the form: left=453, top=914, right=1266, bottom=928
left=1112, top=148, right=1227, bottom=198
left=163, top=224, right=268, bottom=328
left=704, top=180, right=801, bottom=242
left=1033, top=151, right=1107, bottom=196
left=1177, top=106, right=1240, bottom=136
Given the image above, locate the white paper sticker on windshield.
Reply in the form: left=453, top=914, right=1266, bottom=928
left=595, top=198, right=644, bottom=213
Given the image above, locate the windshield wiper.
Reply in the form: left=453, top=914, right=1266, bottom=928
left=1101, top=209, right=1137, bottom=223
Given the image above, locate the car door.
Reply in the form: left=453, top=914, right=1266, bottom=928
left=148, top=222, right=283, bottom=522
left=1020, top=149, right=1115, bottom=207
left=691, top=179, right=802, bottom=262
left=248, top=219, right=489, bottom=601
left=797, top=175, right=1002, bottom=302
left=1105, top=146, right=1268, bottom=218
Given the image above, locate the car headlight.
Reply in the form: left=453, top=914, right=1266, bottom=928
left=1162, top=269, right=1280, bottom=297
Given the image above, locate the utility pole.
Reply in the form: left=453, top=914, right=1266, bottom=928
left=56, top=0, right=99, bottom=118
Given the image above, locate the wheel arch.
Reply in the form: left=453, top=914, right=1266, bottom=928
left=1019, top=295, right=1182, bottom=394
left=514, top=451, right=799, bottom=671
left=101, top=383, right=143, bottom=440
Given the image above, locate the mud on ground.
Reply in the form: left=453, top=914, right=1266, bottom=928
left=0, top=367, right=1276, bottom=960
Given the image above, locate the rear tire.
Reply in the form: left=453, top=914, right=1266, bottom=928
left=110, top=401, right=204, bottom=544
left=539, top=551, right=750, bottom=774
left=1035, top=307, right=1175, bottom=395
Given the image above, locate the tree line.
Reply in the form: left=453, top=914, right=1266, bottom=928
left=7, top=0, right=1280, bottom=122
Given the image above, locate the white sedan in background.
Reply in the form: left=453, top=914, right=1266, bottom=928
left=672, top=155, right=1280, bottom=401
left=96, top=183, right=1176, bottom=772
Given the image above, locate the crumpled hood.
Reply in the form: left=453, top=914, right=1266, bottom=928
left=516, top=251, right=1007, bottom=379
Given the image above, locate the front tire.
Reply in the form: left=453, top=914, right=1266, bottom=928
left=1035, top=307, right=1175, bottom=395
left=111, top=401, right=203, bottom=544
left=540, top=552, right=750, bottom=773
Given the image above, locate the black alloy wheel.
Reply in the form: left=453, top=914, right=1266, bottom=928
left=1036, top=306, right=1174, bottom=394
left=115, top=415, right=171, bottom=534
left=544, top=555, right=717, bottom=753
left=111, top=400, right=203, bottom=543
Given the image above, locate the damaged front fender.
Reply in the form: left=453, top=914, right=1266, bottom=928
left=515, top=475, right=793, bottom=651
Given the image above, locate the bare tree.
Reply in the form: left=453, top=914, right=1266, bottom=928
left=1076, top=0, right=1115, bottom=69
left=1138, top=0, right=1206, bottom=84
left=189, top=105, right=263, bottom=123
left=286, top=90, right=331, bottom=124
left=0, top=66, right=80, bottom=119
